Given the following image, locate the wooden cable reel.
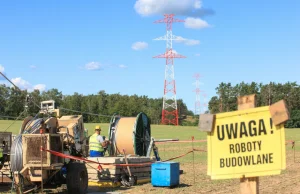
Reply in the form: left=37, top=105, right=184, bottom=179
left=108, top=112, right=151, bottom=156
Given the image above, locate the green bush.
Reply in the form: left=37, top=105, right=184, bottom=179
left=285, top=110, right=300, bottom=128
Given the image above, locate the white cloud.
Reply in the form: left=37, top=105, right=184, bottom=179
left=168, top=50, right=187, bottom=57
left=195, top=53, right=201, bottom=56
left=0, top=64, right=7, bottom=81
left=83, top=62, right=127, bottom=70
left=132, top=42, right=148, bottom=50
left=167, top=50, right=181, bottom=55
left=134, top=0, right=214, bottom=17
left=184, top=17, right=210, bottom=29
left=119, top=64, right=128, bottom=69
left=33, top=84, right=46, bottom=91
left=172, top=50, right=178, bottom=54
left=194, top=0, right=202, bottom=9
left=11, top=77, right=46, bottom=92
left=134, top=0, right=205, bottom=17
left=30, top=65, right=37, bottom=69
left=84, top=62, right=103, bottom=71
left=12, top=77, right=31, bottom=90
left=0, top=64, right=4, bottom=72
left=174, top=36, right=200, bottom=46
left=185, top=39, right=200, bottom=45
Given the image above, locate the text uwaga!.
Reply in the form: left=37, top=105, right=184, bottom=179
left=216, top=119, right=274, bottom=168
left=217, top=119, right=268, bottom=140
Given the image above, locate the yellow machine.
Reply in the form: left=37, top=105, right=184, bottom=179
left=10, top=101, right=89, bottom=194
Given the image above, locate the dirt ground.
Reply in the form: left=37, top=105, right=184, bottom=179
left=1, top=149, right=300, bottom=194
left=95, top=149, right=300, bottom=194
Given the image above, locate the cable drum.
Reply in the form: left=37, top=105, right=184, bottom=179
left=10, top=118, right=43, bottom=172
left=107, top=114, right=120, bottom=156
left=108, top=112, right=151, bottom=156
left=10, top=135, right=22, bottom=172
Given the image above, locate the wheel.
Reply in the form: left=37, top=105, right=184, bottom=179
left=66, top=162, right=88, bottom=194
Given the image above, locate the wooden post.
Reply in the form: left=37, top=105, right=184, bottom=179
left=192, top=136, right=195, bottom=185
left=294, top=142, right=296, bottom=163
left=238, top=94, right=259, bottom=194
left=123, top=149, right=132, bottom=177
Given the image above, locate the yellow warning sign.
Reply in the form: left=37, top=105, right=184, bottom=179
left=207, top=106, right=286, bottom=179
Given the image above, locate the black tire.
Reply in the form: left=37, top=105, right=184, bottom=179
left=66, top=162, right=88, bottom=194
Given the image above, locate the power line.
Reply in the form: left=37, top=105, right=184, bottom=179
left=0, top=71, right=18, bottom=89
left=0, top=115, right=24, bottom=120
left=3, top=109, right=27, bottom=132
left=0, top=71, right=43, bottom=132
left=0, top=71, right=41, bottom=109
left=59, top=107, right=113, bottom=118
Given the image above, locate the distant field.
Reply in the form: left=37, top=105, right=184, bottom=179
left=0, top=120, right=205, bottom=139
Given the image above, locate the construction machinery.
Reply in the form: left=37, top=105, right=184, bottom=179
left=0, top=70, right=166, bottom=192
left=2, top=96, right=175, bottom=193
left=10, top=100, right=89, bottom=194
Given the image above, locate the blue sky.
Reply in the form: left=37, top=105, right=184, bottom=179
left=0, top=0, right=299, bottom=113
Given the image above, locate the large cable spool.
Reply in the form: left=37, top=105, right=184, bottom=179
left=108, top=112, right=151, bottom=156
left=10, top=117, right=47, bottom=172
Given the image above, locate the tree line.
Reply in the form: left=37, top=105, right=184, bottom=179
left=208, top=81, right=300, bottom=128
left=1, top=81, right=299, bottom=127
left=0, top=84, right=194, bottom=125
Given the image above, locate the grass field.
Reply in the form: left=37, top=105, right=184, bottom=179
left=1, top=120, right=300, bottom=193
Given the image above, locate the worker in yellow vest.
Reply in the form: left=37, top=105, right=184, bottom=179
left=89, top=125, right=109, bottom=157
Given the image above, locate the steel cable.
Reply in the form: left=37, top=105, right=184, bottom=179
left=3, top=110, right=27, bottom=132
left=10, top=118, right=43, bottom=172
left=59, top=107, right=113, bottom=118
left=0, top=115, right=24, bottom=120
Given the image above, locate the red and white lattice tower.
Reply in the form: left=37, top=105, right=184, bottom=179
left=193, top=73, right=203, bottom=115
left=153, top=14, right=186, bottom=126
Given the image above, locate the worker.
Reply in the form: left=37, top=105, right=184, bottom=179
left=89, top=125, right=109, bottom=157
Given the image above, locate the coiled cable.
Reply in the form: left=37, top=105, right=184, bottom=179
left=10, top=118, right=43, bottom=172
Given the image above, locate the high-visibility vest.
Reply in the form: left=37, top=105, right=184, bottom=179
left=89, top=133, right=104, bottom=152
left=0, top=147, right=3, bottom=158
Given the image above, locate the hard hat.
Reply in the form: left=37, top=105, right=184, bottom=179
left=95, top=125, right=101, bottom=130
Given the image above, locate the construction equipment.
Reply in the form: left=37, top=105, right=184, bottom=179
left=10, top=100, right=89, bottom=194
left=4, top=97, right=170, bottom=192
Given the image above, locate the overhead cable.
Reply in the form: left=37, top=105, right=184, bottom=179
left=59, top=107, right=113, bottom=118
left=0, top=71, right=41, bottom=109
left=0, top=71, right=18, bottom=89
left=3, top=110, right=27, bottom=132
left=0, top=115, right=24, bottom=120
